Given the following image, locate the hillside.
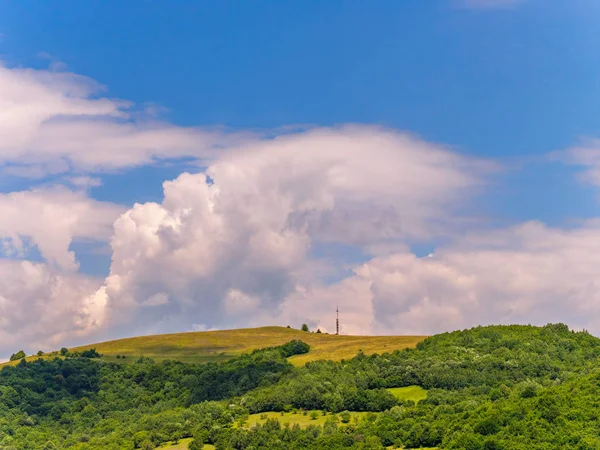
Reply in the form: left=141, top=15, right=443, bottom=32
left=5, top=326, right=426, bottom=367
left=1, top=323, right=600, bottom=448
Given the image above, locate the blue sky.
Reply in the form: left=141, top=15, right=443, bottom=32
left=2, top=0, right=599, bottom=223
left=2, top=0, right=598, bottom=148
left=1, top=0, right=600, bottom=355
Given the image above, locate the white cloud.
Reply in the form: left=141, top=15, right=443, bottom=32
left=551, top=141, right=600, bottom=188
left=0, top=63, right=252, bottom=176
left=88, top=126, right=492, bottom=337
left=4, top=60, right=599, bottom=353
left=65, top=176, right=104, bottom=190
left=0, top=187, right=124, bottom=270
left=286, top=220, right=600, bottom=335
left=0, top=260, right=104, bottom=359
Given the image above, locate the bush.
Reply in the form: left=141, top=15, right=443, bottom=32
left=9, top=350, right=26, bottom=361
left=189, top=439, right=203, bottom=450
left=80, top=348, right=101, bottom=359
left=474, top=417, right=500, bottom=436
left=279, top=340, right=310, bottom=357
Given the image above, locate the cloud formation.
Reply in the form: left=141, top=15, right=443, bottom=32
left=90, top=126, right=493, bottom=337
left=0, top=260, right=104, bottom=359
left=0, top=187, right=124, bottom=270
left=2, top=60, right=600, bottom=359
left=552, top=140, right=600, bottom=187
left=278, top=220, right=600, bottom=336
left=0, top=64, right=250, bottom=177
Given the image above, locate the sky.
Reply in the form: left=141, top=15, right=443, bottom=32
left=1, top=0, right=600, bottom=358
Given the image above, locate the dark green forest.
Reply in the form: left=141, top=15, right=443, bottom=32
left=2, top=324, right=600, bottom=449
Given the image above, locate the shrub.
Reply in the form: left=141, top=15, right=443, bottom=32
left=80, top=348, right=101, bottom=358
left=340, top=411, right=351, bottom=423
left=9, top=350, right=26, bottom=361
left=279, top=340, right=310, bottom=357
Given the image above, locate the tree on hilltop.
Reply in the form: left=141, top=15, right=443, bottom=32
left=301, top=324, right=309, bottom=332
left=9, top=350, right=26, bottom=361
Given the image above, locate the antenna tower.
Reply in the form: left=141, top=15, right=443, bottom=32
left=336, top=305, right=340, bottom=335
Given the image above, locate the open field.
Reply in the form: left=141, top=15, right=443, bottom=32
left=2, top=326, right=426, bottom=367
left=157, top=439, right=215, bottom=450
left=243, top=410, right=371, bottom=428
left=157, top=438, right=193, bottom=449
left=387, top=385, right=428, bottom=403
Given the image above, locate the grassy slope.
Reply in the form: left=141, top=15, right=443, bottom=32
left=157, top=439, right=216, bottom=450
left=387, top=386, right=428, bottom=403
left=244, top=411, right=370, bottom=428
left=157, top=438, right=193, bottom=449
left=5, top=326, right=425, bottom=367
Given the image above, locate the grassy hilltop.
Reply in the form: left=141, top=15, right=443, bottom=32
left=71, top=326, right=427, bottom=366
left=5, top=326, right=426, bottom=367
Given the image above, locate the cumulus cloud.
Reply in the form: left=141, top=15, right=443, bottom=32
left=286, top=220, right=600, bottom=335
left=4, top=60, right=598, bottom=355
left=0, top=260, right=104, bottom=359
left=88, top=126, right=493, bottom=337
left=0, top=187, right=124, bottom=270
left=0, top=63, right=251, bottom=176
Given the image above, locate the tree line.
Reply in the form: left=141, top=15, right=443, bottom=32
left=1, top=324, right=599, bottom=449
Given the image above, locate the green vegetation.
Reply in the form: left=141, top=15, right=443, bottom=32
left=386, top=386, right=427, bottom=403
left=9, top=350, right=26, bottom=361
left=2, top=323, right=600, bottom=448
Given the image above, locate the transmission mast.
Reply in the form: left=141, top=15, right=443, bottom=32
left=336, top=305, right=340, bottom=335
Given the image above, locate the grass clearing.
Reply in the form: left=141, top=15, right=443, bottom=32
left=157, top=438, right=193, bottom=449
left=157, top=439, right=215, bottom=450
left=242, top=411, right=371, bottom=428
left=2, top=326, right=426, bottom=367
left=387, top=385, right=427, bottom=403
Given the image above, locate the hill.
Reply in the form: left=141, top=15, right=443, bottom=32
left=5, top=326, right=426, bottom=367
left=2, top=323, right=600, bottom=448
